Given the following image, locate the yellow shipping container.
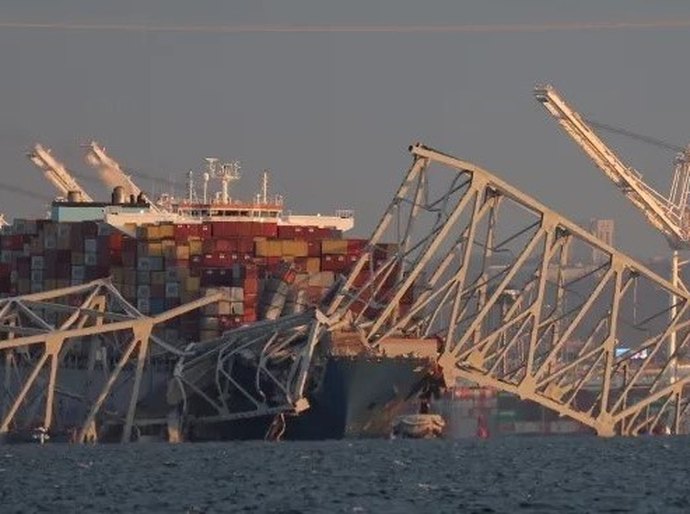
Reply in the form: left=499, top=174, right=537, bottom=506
left=306, top=257, right=321, bottom=274
left=145, top=225, right=160, bottom=240
left=321, top=239, right=348, bottom=254
left=185, top=276, right=201, bottom=292
left=176, top=245, right=190, bottom=260
left=159, top=224, right=175, bottom=239
left=281, top=240, right=308, bottom=257
left=255, top=239, right=283, bottom=257
left=269, top=240, right=283, bottom=256
left=44, top=279, right=57, bottom=290
left=71, top=253, right=84, bottom=265
left=147, top=242, right=163, bottom=257
left=56, top=279, right=70, bottom=289
left=189, top=239, right=202, bottom=255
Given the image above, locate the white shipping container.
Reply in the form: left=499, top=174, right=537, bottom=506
left=137, top=257, right=151, bottom=271
left=84, top=238, right=97, bottom=253
left=31, top=256, right=44, bottom=270
left=165, top=282, right=180, bottom=298
left=230, top=302, right=244, bottom=315
left=229, top=287, right=244, bottom=302
left=137, top=298, right=150, bottom=314
left=44, top=235, right=57, bottom=249
left=137, top=285, right=151, bottom=298
left=57, top=224, right=71, bottom=238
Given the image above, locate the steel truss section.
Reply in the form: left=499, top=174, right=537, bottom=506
left=0, top=278, right=225, bottom=443
left=169, top=312, right=320, bottom=434
left=327, top=143, right=690, bottom=436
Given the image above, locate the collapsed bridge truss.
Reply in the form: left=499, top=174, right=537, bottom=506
left=327, top=143, right=690, bottom=436
left=0, top=279, right=225, bottom=442
left=3, top=143, right=690, bottom=440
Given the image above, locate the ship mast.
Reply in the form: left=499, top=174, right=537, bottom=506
left=262, top=170, right=269, bottom=204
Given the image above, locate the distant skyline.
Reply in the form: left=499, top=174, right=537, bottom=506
left=1, top=1, right=690, bottom=261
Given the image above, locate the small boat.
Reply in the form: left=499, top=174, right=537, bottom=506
left=391, top=414, right=445, bottom=439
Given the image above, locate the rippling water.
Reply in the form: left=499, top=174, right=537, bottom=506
left=0, top=436, right=688, bottom=513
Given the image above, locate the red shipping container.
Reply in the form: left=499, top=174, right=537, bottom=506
left=263, top=223, right=278, bottom=238
left=347, top=239, right=368, bottom=255
left=110, top=249, right=123, bottom=266
left=243, top=278, right=259, bottom=294
left=321, top=254, right=348, bottom=272
left=109, top=233, right=123, bottom=250
left=237, top=237, right=254, bottom=254
left=16, top=257, right=30, bottom=277
left=293, top=257, right=308, bottom=273
left=245, top=264, right=258, bottom=279
left=277, top=226, right=296, bottom=239
left=123, top=237, right=137, bottom=253
left=202, top=239, right=215, bottom=253
left=307, top=240, right=320, bottom=257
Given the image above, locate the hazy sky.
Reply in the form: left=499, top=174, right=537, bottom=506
left=1, top=1, right=690, bottom=261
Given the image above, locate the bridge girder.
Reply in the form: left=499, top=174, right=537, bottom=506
left=328, top=143, right=690, bottom=436
left=0, top=278, right=225, bottom=442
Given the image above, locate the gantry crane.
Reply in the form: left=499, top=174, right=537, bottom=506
left=84, top=141, right=142, bottom=198
left=534, top=83, right=690, bottom=380
left=27, top=144, right=93, bottom=202
left=84, top=141, right=166, bottom=212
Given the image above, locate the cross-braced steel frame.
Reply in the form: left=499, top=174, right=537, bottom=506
left=327, top=143, right=690, bottom=436
left=169, top=311, right=321, bottom=435
left=0, top=278, right=225, bottom=442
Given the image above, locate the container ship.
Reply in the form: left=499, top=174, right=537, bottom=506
left=0, top=144, right=436, bottom=441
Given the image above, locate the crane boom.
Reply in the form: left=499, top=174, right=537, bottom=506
left=534, top=84, right=687, bottom=248
left=27, top=144, right=93, bottom=202
left=84, top=141, right=141, bottom=198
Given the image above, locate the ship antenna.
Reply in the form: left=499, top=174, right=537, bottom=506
left=262, top=169, right=269, bottom=204
left=203, top=172, right=210, bottom=203
left=216, top=160, right=241, bottom=204
left=204, top=158, right=218, bottom=204
left=187, top=170, right=194, bottom=202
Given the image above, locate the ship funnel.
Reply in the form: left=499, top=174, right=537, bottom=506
left=111, top=186, right=126, bottom=204
left=67, top=190, right=82, bottom=203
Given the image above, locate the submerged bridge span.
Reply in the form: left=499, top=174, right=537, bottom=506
left=328, top=143, right=690, bottom=437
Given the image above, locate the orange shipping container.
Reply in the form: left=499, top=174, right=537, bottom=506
left=281, top=240, right=308, bottom=257
left=321, top=239, right=348, bottom=255
left=306, top=257, right=321, bottom=274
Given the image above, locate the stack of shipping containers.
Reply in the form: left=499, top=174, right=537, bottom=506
left=0, top=217, right=399, bottom=344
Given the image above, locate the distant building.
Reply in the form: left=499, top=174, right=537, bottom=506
left=590, top=218, right=614, bottom=265
left=564, top=218, right=615, bottom=266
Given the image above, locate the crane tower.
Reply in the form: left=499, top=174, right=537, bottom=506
left=534, top=83, right=690, bottom=382
left=27, top=144, right=93, bottom=202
